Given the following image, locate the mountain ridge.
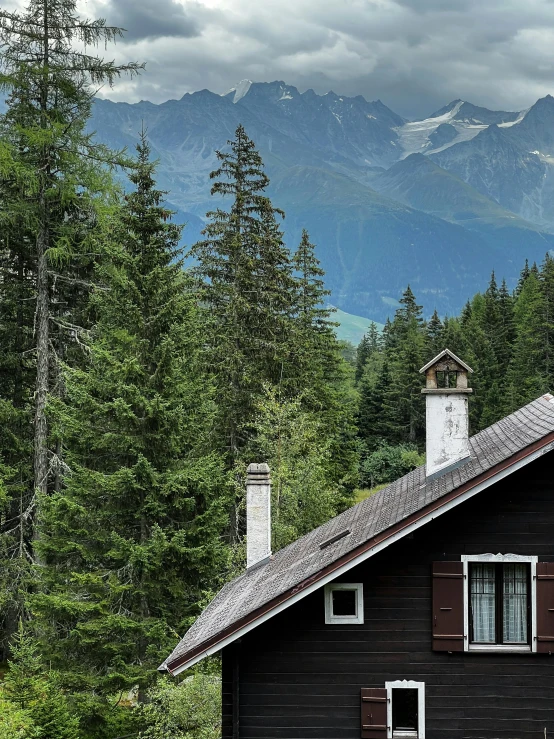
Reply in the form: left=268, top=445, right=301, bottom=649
left=89, top=83, right=554, bottom=322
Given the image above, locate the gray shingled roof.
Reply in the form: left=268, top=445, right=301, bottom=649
left=162, top=394, right=554, bottom=671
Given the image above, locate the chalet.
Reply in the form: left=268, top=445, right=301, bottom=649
left=161, top=349, right=554, bottom=739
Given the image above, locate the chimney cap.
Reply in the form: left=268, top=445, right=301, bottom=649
left=247, top=462, right=270, bottom=477
left=419, top=348, right=473, bottom=375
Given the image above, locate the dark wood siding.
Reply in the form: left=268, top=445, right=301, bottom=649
left=222, top=452, right=554, bottom=739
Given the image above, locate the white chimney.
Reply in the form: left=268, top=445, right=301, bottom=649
left=246, top=463, right=271, bottom=569
left=420, top=349, right=473, bottom=480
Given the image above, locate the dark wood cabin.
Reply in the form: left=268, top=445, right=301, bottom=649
left=162, top=353, right=554, bottom=739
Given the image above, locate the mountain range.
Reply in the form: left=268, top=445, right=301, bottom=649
left=90, top=82, right=554, bottom=322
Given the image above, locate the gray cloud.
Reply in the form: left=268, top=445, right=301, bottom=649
left=105, top=0, right=200, bottom=41
left=55, top=0, right=554, bottom=118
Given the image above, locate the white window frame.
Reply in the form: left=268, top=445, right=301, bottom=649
left=385, top=680, right=425, bottom=739
left=324, top=582, right=363, bottom=624
left=461, top=553, right=537, bottom=653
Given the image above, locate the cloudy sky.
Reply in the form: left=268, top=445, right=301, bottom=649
left=43, top=0, right=554, bottom=118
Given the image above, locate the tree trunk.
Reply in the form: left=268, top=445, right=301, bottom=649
left=34, top=212, right=49, bottom=498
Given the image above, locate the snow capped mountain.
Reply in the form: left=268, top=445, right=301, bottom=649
left=89, top=83, right=554, bottom=322
left=224, top=79, right=252, bottom=103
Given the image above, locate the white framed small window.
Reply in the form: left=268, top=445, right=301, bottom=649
left=461, top=553, right=537, bottom=653
left=386, top=680, right=425, bottom=739
left=324, top=582, right=363, bottom=624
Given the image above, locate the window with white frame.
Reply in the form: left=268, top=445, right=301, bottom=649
left=385, top=681, right=425, bottom=739
left=324, top=583, right=364, bottom=624
left=462, top=554, right=537, bottom=651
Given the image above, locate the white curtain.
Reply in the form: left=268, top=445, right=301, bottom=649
left=471, top=563, right=496, bottom=642
left=503, top=564, right=527, bottom=643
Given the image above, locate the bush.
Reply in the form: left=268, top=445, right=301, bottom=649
left=139, top=673, right=221, bottom=739
left=0, top=699, right=39, bottom=739
left=359, top=443, right=424, bottom=489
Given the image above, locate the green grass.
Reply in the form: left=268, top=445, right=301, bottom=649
left=332, top=307, right=383, bottom=346
left=353, top=483, right=388, bottom=504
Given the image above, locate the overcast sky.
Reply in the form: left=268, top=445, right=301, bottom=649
left=33, top=0, right=554, bottom=118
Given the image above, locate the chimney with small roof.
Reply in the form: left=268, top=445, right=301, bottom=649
left=246, top=463, right=271, bottom=569
left=420, top=349, right=473, bottom=480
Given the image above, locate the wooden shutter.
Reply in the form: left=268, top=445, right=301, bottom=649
left=361, top=688, right=387, bottom=739
left=432, top=561, right=464, bottom=651
left=536, top=562, right=554, bottom=653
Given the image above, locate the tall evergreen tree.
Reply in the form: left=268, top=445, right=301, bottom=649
left=505, top=269, right=546, bottom=409
left=540, top=253, right=554, bottom=385
left=34, top=138, right=227, bottom=705
left=426, top=309, right=444, bottom=357
left=0, top=0, right=141, bottom=654
left=0, top=0, right=141, bottom=498
left=190, top=125, right=296, bottom=470
left=356, top=323, right=381, bottom=384
left=383, top=286, right=426, bottom=444
left=291, top=229, right=341, bottom=402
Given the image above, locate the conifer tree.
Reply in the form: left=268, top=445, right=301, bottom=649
left=505, top=270, right=546, bottom=409
left=34, top=137, right=227, bottom=702
left=190, top=125, right=296, bottom=469
left=1, top=624, right=80, bottom=739
left=0, top=0, right=141, bottom=567
left=515, top=259, right=531, bottom=296
left=355, top=323, right=381, bottom=384
left=426, top=309, right=444, bottom=357
left=291, top=229, right=342, bottom=402
left=383, top=286, right=426, bottom=444
left=357, top=359, right=390, bottom=450
left=356, top=333, right=371, bottom=384
left=497, top=278, right=515, bottom=369
left=540, top=253, right=554, bottom=385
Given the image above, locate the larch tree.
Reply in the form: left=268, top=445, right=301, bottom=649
left=0, top=0, right=142, bottom=525
left=0, top=0, right=141, bottom=654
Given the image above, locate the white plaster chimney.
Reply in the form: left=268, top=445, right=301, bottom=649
left=246, top=463, right=271, bottom=569
left=419, top=349, right=473, bottom=480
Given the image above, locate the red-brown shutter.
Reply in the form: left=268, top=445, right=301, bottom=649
left=536, top=562, right=554, bottom=653
left=432, top=561, right=464, bottom=651
left=361, top=688, right=387, bottom=739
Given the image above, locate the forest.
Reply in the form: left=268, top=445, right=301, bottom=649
left=1, top=1, right=554, bottom=738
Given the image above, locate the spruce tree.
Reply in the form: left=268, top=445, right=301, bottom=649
left=356, top=323, right=381, bottom=384
left=383, top=286, right=426, bottom=444
left=497, top=278, right=515, bottom=369
left=34, top=137, right=227, bottom=703
left=356, top=333, right=371, bottom=384
left=540, top=253, right=554, bottom=385
left=291, top=229, right=341, bottom=403
left=1, top=624, right=80, bottom=739
left=291, top=229, right=357, bottom=497
left=426, top=309, right=444, bottom=357
left=190, top=125, right=296, bottom=470
left=505, top=270, right=546, bottom=409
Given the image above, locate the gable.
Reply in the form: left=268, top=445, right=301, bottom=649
left=162, top=395, right=554, bottom=675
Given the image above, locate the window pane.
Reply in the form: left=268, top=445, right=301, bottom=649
left=470, top=563, right=496, bottom=642
left=332, top=589, right=357, bottom=616
left=503, top=564, right=528, bottom=643
left=392, top=689, right=418, bottom=732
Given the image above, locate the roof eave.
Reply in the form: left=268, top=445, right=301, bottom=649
left=164, top=430, right=554, bottom=675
